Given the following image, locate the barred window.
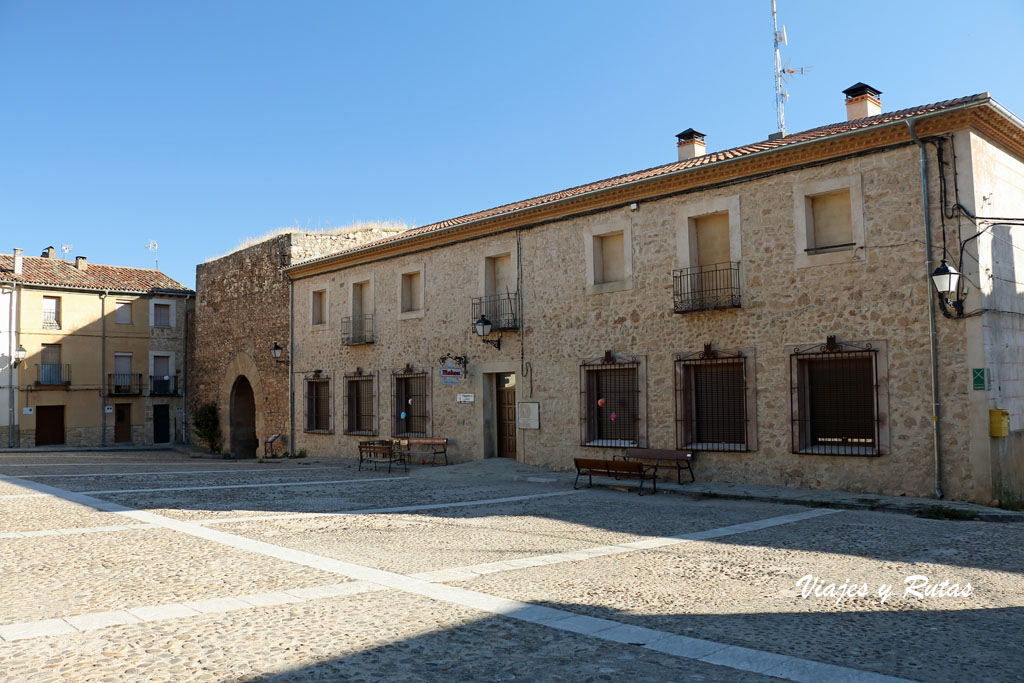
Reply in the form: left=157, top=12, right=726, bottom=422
left=791, top=337, right=881, bottom=456
left=344, top=372, right=376, bottom=435
left=305, top=377, right=332, bottom=433
left=675, top=348, right=749, bottom=451
left=579, top=355, right=644, bottom=447
left=392, top=369, right=428, bottom=437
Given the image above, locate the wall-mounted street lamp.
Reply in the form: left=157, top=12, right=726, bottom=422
left=474, top=314, right=501, bottom=350
left=270, top=342, right=287, bottom=363
left=930, top=259, right=965, bottom=317
left=12, top=344, right=26, bottom=368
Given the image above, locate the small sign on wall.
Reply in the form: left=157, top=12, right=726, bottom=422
left=972, top=368, right=990, bottom=391
left=22, top=406, right=33, bottom=415
left=439, top=361, right=464, bottom=386
left=517, top=402, right=540, bottom=430
left=457, top=393, right=475, bottom=403
left=104, top=405, right=114, bottom=414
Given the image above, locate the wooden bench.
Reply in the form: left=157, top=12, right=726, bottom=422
left=358, top=440, right=406, bottom=473
left=573, top=457, right=656, bottom=495
left=618, top=448, right=694, bottom=484
left=392, top=437, right=448, bottom=466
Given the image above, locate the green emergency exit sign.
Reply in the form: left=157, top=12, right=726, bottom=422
left=972, top=368, right=990, bottom=391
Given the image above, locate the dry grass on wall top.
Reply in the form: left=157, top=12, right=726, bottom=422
left=207, top=220, right=411, bottom=261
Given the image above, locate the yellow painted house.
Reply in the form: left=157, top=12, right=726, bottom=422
left=1, top=247, right=193, bottom=448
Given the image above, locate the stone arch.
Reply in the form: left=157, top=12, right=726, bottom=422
left=230, top=376, right=257, bottom=458
left=219, top=351, right=266, bottom=459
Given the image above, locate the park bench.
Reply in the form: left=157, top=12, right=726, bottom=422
left=573, top=457, right=656, bottom=495
left=392, top=437, right=449, bottom=466
left=358, top=440, right=407, bottom=473
left=617, top=448, right=695, bottom=484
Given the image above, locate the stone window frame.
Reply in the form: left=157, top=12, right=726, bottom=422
left=115, top=299, right=133, bottom=325
left=479, top=242, right=519, bottom=298
left=391, top=366, right=431, bottom=437
left=578, top=352, right=648, bottom=448
left=398, top=264, right=425, bottom=320
left=304, top=374, right=334, bottom=434
left=348, top=274, right=375, bottom=319
left=149, top=298, right=175, bottom=328
left=675, top=195, right=743, bottom=271
left=148, top=351, right=176, bottom=378
left=310, top=288, right=329, bottom=327
left=793, top=174, right=865, bottom=269
left=673, top=345, right=758, bottom=452
left=582, top=212, right=633, bottom=295
left=342, top=370, right=378, bottom=436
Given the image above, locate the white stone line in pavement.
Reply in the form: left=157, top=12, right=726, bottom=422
left=75, top=476, right=410, bottom=495
left=0, top=582, right=385, bottom=641
left=409, top=508, right=844, bottom=582
left=23, top=466, right=339, bottom=479
left=196, top=491, right=583, bottom=525
left=0, top=473, right=906, bottom=683
left=0, top=523, right=157, bottom=539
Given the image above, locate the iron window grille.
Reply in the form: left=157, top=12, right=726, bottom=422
left=579, top=353, right=640, bottom=447
left=341, top=314, right=375, bottom=345
left=107, top=373, right=142, bottom=395
left=673, top=262, right=741, bottom=313
left=304, top=376, right=333, bottom=433
left=149, top=375, right=179, bottom=396
left=675, top=345, right=748, bottom=452
left=791, top=336, right=879, bottom=456
left=471, top=292, right=519, bottom=330
left=392, top=367, right=428, bottom=437
left=37, top=364, right=71, bottom=386
left=344, top=371, right=376, bottom=435
left=42, top=311, right=60, bottom=330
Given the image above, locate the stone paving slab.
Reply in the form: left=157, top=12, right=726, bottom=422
left=0, top=496, right=134, bottom=534
left=0, top=590, right=782, bottom=682
left=0, top=528, right=352, bottom=623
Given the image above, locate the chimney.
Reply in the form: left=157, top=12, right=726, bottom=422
left=676, top=128, right=706, bottom=161
left=41, top=246, right=55, bottom=259
left=843, top=82, right=882, bottom=121
left=75, top=256, right=88, bottom=271
left=13, top=248, right=23, bottom=275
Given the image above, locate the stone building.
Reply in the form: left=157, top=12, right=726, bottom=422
left=0, top=247, right=192, bottom=447
left=189, top=227, right=405, bottom=457
left=280, top=86, right=1024, bottom=507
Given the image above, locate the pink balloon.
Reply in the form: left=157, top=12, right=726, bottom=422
left=610, top=411, right=617, bottom=422
left=597, top=398, right=606, bottom=407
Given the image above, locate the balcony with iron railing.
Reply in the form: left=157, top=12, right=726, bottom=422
left=42, top=312, right=61, bottom=330
left=36, top=364, right=71, bottom=386
left=673, top=262, right=741, bottom=313
left=471, top=292, right=520, bottom=330
left=150, top=375, right=179, bottom=396
left=107, top=373, right=143, bottom=396
left=341, top=314, right=375, bottom=345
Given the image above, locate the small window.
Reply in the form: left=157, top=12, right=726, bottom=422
left=344, top=372, right=376, bottom=435
left=311, top=290, right=327, bottom=326
left=579, top=355, right=644, bottom=447
left=401, top=272, right=422, bottom=313
left=42, top=296, right=61, bottom=329
left=153, top=303, right=171, bottom=328
left=392, top=369, right=428, bottom=436
left=790, top=337, right=881, bottom=456
left=593, top=232, right=625, bottom=284
left=305, top=377, right=333, bottom=433
left=675, top=348, right=750, bottom=451
left=807, top=189, right=853, bottom=252
left=115, top=300, right=132, bottom=324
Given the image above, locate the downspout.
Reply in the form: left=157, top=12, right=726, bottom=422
left=906, top=118, right=943, bottom=499
left=182, top=293, right=192, bottom=444
left=101, top=290, right=108, bottom=447
left=6, top=283, right=14, bottom=447
left=288, top=279, right=295, bottom=455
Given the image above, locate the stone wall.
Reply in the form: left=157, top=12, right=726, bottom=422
left=289, top=142, right=995, bottom=503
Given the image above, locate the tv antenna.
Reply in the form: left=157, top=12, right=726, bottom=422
left=772, top=0, right=811, bottom=137
left=145, top=240, right=159, bottom=270
left=60, top=244, right=73, bottom=260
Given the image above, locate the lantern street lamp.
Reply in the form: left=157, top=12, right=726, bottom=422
left=12, top=344, right=26, bottom=368
left=270, top=342, right=286, bottom=363
left=930, top=259, right=965, bottom=317
left=474, top=314, right=500, bottom=350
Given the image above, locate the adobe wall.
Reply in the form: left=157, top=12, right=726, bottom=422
left=290, top=143, right=987, bottom=502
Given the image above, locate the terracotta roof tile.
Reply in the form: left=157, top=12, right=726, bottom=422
left=286, top=92, right=987, bottom=271
left=0, top=254, right=192, bottom=294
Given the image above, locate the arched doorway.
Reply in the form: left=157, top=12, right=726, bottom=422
left=230, top=376, right=258, bottom=459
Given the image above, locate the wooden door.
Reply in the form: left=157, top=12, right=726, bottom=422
left=496, top=373, right=517, bottom=459
left=115, top=403, right=131, bottom=443
left=153, top=404, right=170, bottom=443
left=35, top=405, right=65, bottom=446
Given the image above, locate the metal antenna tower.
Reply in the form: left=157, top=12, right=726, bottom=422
left=771, top=0, right=810, bottom=137
left=145, top=240, right=159, bottom=270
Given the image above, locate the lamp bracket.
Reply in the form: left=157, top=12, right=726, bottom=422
left=438, top=352, right=468, bottom=369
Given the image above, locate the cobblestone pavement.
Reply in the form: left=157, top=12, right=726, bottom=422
left=1, top=451, right=1021, bottom=682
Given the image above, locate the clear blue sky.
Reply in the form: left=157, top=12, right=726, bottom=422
left=2, top=1, right=1022, bottom=289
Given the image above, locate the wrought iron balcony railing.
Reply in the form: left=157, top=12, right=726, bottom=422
left=42, top=312, right=61, bottom=329
left=673, top=262, right=741, bottom=313
left=36, top=364, right=71, bottom=386
left=471, top=292, right=520, bottom=330
left=341, top=314, right=375, bottom=345
left=107, top=373, right=143, bottom=396
left=150, top=375, right=179, bottom=396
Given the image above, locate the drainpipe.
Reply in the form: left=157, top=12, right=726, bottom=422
left=288, top=279, right=295, bottom=454
left=5, top=283, right=14, bottom=447
left=906, top=118, right=943, bottom=499
left=101, top=290, right=108, bottom=446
